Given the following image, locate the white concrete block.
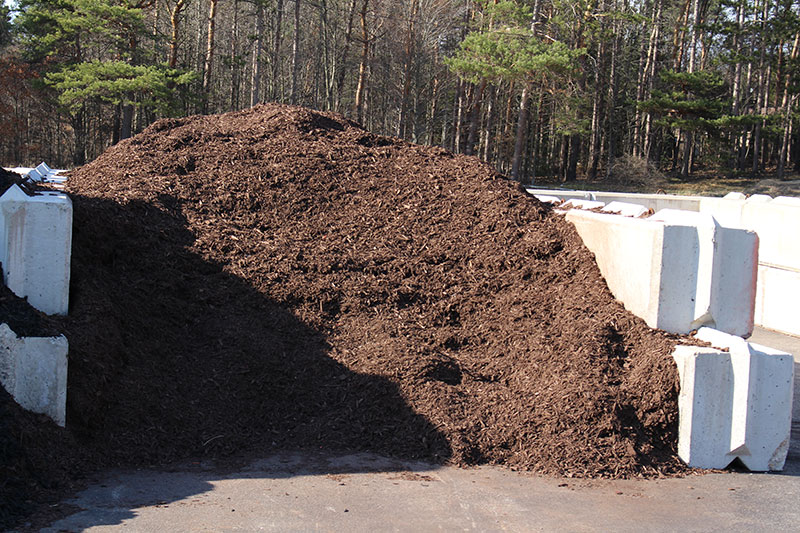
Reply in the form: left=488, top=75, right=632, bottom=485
left=673, top=345, right=736, bottom=469
left=698, top=197, right=746, bottom=229
left=562, top=199, right=605, bottom=210
left=533, top=195, right=563, bottom=205
left=591, top=192, right=702, bottom=213
left=0, top=323, right=68, bottom=426
left=688, top=328, right=794, bottom=471
left=724, top=192, right=746, bottom=200
left=754, top=265, right=800, bottom=335
left=747, top=194, right=772, bottom=203
left=526, top=189, right=704, bottom=213
left=525, top=188, right=594, bottom=202
left=708, top=226, right=759, bottom=337
left=741, top=197, right=800, bottom=269
left=35, top=162, right=51, bottom=176
left=27, top=168, right=44, bottom=182
left=601, top=201, right=649, bottom=217
left=772, top=195, right=800, bottom=207
left=0, top=185, right=73, bottom=315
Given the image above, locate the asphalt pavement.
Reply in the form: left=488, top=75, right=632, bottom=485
left=20, top=327, right=800, bottom=532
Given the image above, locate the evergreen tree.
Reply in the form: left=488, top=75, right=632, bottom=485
left=16, top=0, right=194, bottom=163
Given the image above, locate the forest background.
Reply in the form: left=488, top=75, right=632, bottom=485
left=0, top=0, right=798, bottom=185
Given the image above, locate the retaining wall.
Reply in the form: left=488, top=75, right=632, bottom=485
left=565, top=209, right=757, bottom=337
left=530, top=187, right=800, bottom=336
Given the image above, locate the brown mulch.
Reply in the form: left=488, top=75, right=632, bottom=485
left=0, top=167, right=36, bottom=197
left=2, top=103, right=691, bottom=528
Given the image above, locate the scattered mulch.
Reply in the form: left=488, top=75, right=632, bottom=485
left=0, top=167, right=36, bottom=197
left=2, top=103, right=692, bottom=528
left=0, top=285, right=62, bottom=337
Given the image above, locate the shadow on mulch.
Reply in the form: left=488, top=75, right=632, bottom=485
left=1, top=194, right=450, bottom=531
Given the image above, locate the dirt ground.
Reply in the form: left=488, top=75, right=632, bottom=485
left=2, top=104, right=696, bottom=529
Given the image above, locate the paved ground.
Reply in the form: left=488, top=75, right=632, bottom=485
left=25, top=327, right=800, bottom=532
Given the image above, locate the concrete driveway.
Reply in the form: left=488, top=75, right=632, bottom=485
left=23, top=328, right=800, bottom=532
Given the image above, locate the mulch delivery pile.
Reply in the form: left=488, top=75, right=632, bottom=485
left=2, top=104, right=691, bottom=527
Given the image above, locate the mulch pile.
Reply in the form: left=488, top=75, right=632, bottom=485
left=2, top=103, right=691, bottom=528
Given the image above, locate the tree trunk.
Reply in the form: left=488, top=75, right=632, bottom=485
left=588, top=39, right=606, bottom=180
left=230, top=0, right=240, bottom=110
left=168, top=0, right=188, bottom=68
left=290, top=0, right=301, bottom=105
left=511, top=84, right=531, bottom=182
left=777, top=31, right=799, bottom=179
left=752, top=0, right=769, bottom=175
left=398, top=0, right=419, bottom=138
left=465, top=79, right=486, bottom=156
left=681, top=0, right=701, bottom=178
left=605, top=7, right=621, bottom=180
left=482, top=85, right=496, bottom=163
left=72, top=109, right=86, bottom=166
left=354, top=0, right=370, bottom=123
left=272, top=0, right=285, bottom=100
left=335, top=0, right=358, bottom=112
left=202, top=0, right=219, bottom=113
left=120, top=103, right=134, bottom=141
left=251, top=1, right=264, bottom=106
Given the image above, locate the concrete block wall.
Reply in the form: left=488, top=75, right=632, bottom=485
left=0, top=185, right=72, bottom=315
left=0, top=323, right=68, bottom=426
left=565, top=209, right=757, bottom=336
left=673, top=328, right=794, bottom=470
left=527, top=187, right=800, bottom=336
left=698, top=195, right=800, bottom=336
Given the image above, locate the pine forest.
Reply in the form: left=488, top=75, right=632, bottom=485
left=0, top=0, right=798, bottom=184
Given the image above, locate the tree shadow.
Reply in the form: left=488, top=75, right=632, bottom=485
left=21, top=192, right=452, bottom=529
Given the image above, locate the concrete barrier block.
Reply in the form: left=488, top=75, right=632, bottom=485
left=25, top=168, right=43, bottom=182
left=747, top=194, right=772, bottom=203
left=698, top=197, right=746, bottom=229
left=562, top=199, right=606, bottom=210
left=723, top=192, right=746, bottom=200
left=691, top=328, right=794, bottom=471
left=741, top=197, right=800, bottom=269
left=754, top=265, right=800, bottom=336
left=35, top=162, right=51, bottom=176
left=650, top=209, right=757, bottom=337
left=0, top=185, right=73, bottom=315
left=0, top=323, right=68, bottom=426
left=533, top=195, right=563, bottom=205
left=673, top=345, right=736, bottom=468
left=601, top=201, right=649, bottom=217
left=591, top=192, right=702, bottom=213
left=525, top=188, right=594, bottom=202
left=709, top=226, right=759, bottom=337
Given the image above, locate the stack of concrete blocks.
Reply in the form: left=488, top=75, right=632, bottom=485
left=672, top=327, right=794, bottom=470
left=699, top=194, right=800, bottom=336
left=565, top=208, right=758, bottom=337
left=0, top=184, right=72, bottom=426
left=528, top=186, right=800, bottom=336
left=24, top=162, right=68, bottom=189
